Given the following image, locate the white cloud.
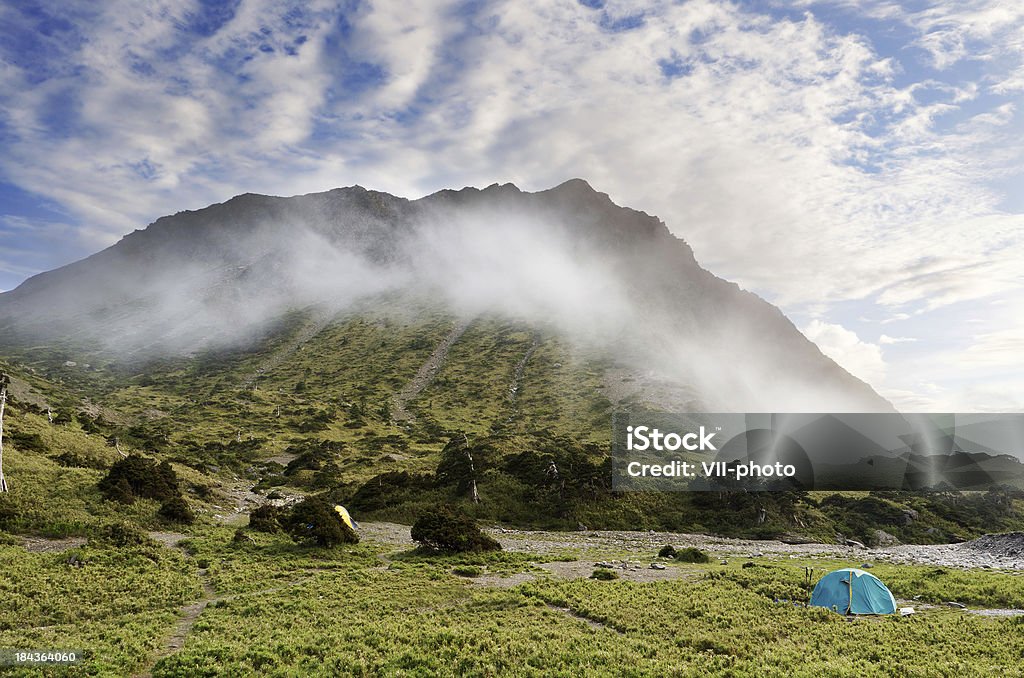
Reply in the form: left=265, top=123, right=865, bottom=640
left=2, top=0, right=1024, bottom=410
left=879, top=334, right=916, bottom=344
left=803, top=319, right=886, bottom=384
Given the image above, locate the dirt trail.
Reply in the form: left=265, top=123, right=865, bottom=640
left=507, top=333, right=541, bottom=404
left=392, top=319, right=472, bottom=421
left=21, top=536, right=87, bottom=553
left=150, top=568, right=217, bottom=666
left=501, top=332, right=541, bottom=427
left=542, top=603, right=625, bottom=633
left=241, top=308, right=336, bottom=390
left=135, top=532, right=316, bottom=677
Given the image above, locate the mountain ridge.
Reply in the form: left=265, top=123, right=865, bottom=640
left=0, top=179, right=891, bottom=413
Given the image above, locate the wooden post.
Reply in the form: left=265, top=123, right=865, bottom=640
left=461, top=434, right=479, bottom=504
left=465, top=448, right=479, bottom=504
left=0, top=374, right=9, bottom=493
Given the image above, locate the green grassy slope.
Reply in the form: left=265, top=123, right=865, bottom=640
left=3, top=299, right=1024, bottom=545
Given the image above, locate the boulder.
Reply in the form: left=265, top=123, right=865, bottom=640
left=873, top=530, right=900, bottom=547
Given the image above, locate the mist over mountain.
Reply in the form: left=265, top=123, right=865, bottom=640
left=0, top=179, right=890, bottom=412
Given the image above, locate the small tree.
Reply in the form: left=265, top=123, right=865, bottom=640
left=282, top=496, right=358, bottom=547
left=98, top=455, right=181, bottom=503
left=436, top=435, right=480, bottom=504
left=0, top=373, right=9, bottom=493
left=411, top=505, right=501, bottom=553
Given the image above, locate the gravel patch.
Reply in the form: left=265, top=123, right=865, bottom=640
left=491, top=527, right=1024, bottom=571
left=357, top=522, right=1024, bottom=571
left=21, top=536, right=87, bottom=553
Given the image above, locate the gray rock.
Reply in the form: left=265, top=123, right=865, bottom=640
left=873, top=530, right=900, bottom=547
left=650, top=563, right=666, bottom=570
left=845, top=539, right=867, bottom=549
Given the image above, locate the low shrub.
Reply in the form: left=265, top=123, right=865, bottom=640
left=248, top=504, right=283, bottom=533
left=282, top=497, right=359, bottom=547
left=411, top=505, right=501, bottom=553
left=93, top=522, right=153, bottom=548
left=159, top=496, right=195, bottom=524
left=675, top=547, right=710, bottom=563
left=591, top=568, right=618, bottom=580
left=54, top=451, right=109, bottom=470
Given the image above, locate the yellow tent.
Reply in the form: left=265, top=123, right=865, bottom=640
left=334, top=505, right=357, bottom=531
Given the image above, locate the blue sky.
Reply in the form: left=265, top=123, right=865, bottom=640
left=1, top=0, right=1022, bottom=411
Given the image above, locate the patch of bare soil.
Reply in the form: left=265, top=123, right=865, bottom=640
left=538, top=559, right=694, bottom=583
left=21, top=536, right=87, bottom=553
left=468, top=572, right=539, bottom=588
left=261, top=452, right=299, bottom=467
left=359, top=521, right=417, bottom=549
left=392, top=319, right=472, bottom=421
left=208, top=479, right=264, bottom=525
left=492, top=527, right=1024, bottom=571
left=359, top=521, right=1024, bottom=573
left=965, top=608, right=1024, bottom=617
left=147, top=531, right=188, bottom=548
left=544, top=604, right=624, bottom=633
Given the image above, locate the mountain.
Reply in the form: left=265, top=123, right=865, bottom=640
left=0, top=179, right=889, bottom=414
left=5, top=181, right=1024, bottom=546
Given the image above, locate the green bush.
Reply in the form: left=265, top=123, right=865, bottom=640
left=8, top=430, right=48, bottom=454
left=348, top=471, right=436, bottom=513
left=411, top=505, right=501, bottom=553
left=590, top=568, right=618, bottom=580
left=93, top=522, right=154, bottom=548
left=54, top=451, right=109, bottom=470
left=452, top=565, right=483, bottom=577
left=248, top=504, right=283, bottom=533
left=98, top=455, right=181, bottom=504
left=159, top=496, right=195, bottom=524
left=675, top=547, right=710, bottom=563
left=658, top=545, right=677, bottom=558
left=282, top=497, right=359, bottom=547
left=283, top=440, right=345, bottom=476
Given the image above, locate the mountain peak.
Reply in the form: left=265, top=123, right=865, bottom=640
left=553, top=178, right=596, bottom=192
left=0, top=179, right=892, bottom=413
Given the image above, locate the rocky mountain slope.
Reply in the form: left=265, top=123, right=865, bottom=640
left=0, top=179, right=889, bottom=413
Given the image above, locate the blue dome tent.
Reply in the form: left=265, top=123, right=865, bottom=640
left=810, top=568, right=897, bottom=615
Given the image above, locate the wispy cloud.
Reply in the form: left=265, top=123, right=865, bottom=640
left=879, top=334, right=916, bottom=344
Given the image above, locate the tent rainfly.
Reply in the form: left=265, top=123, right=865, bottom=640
left=334, top=505, right=358, bottom=531
left=810, top=568, right=897, bottom=615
